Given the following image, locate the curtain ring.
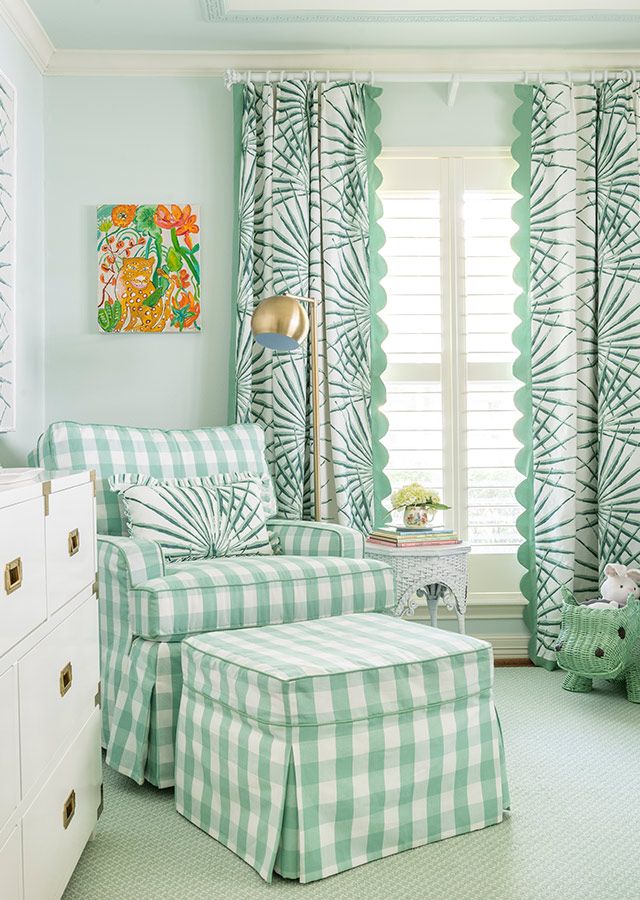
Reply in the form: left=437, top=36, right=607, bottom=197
left=266, top=70, right=271, bottom=84
left=325, top=70, right=330, bottom=83
left=369, top=70, right=374, bottom=85
left=279, top=70, right=284, bottom=82
left=247, top=70, right=252, bottom=84
left=351, top=69, right=356, bottom=82
left=523, top=71, right=529, bottom=85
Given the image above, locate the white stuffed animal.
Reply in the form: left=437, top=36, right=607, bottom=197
left=581, top=563, right=640, bottom=609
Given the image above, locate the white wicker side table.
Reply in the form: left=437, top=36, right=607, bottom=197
left=364, top=542, right=471, bottom=633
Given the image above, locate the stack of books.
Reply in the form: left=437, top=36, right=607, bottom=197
left=367, top=525, right=461, bottom=549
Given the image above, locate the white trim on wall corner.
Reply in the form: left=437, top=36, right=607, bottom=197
left=0, top=0, right=54, bottom=73
left=37, top=47, right=640, bottom=78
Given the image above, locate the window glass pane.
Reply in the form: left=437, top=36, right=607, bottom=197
left=468, top=525, right=521, bottom=545
left=385, top=296, right=440, bottom=316
left=383, top=218, right=439, bottom=238
left=384, top=383, right=442, bottom=412
left=463, top=180, right=520, bottom=547
left=379, top=159, right=522, bottom=551
left=463, top=188, right=518, bottom=366
left=381, top=379, right=443, bottom=522
left=386, top=256, right=440, bottom=277
left=384, top=237, right=440, bottom=256
left=380, top=190, right=441, bottom=367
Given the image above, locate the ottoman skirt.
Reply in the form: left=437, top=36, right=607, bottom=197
left=175, top=614, right=509, bottom=883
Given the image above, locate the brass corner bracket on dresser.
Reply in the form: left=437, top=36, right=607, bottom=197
left=42, top=479, right=52, bottom=516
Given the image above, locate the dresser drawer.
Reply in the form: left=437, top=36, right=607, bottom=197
left=0, top=497, right=46, bottom=657
left=0, top=665, right=20, bottom=827
left=22, top=709, right=101, bottom=900
left=46, top=482, right=95, bottom=616
left=0, top=825, right=22, bottom=900
left=19, top=598, right=99, bottom=798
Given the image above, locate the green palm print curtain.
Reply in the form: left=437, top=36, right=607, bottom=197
left=513, top=79, right=640, bottom=667
left=231, top=80, right=389, bottom=531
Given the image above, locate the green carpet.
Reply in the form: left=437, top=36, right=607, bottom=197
left=63, top=669, right=640, bottom=900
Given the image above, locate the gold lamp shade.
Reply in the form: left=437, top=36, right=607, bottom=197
left=251, top=295, right=310, bottom=351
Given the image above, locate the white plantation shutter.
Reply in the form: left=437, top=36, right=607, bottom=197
left=379, top=151, right=520, bottom=549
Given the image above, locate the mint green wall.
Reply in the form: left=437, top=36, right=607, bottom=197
left=0, top=25, right=45, bottom=466
left=42, top=80, right=517, bottom=439
left=379, top=82, right=518, bottom=148
left=43, top=77, right=233, bottom=431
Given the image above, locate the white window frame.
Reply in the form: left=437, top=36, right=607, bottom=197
left=379, top=146, right=522, bottom=580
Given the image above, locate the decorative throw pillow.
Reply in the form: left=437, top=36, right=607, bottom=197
left=108, top=472, right=273, bottom=561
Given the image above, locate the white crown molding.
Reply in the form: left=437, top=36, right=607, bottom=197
left=203, top=0, right=640, bottom=24
left=45, top=47, right=640, bottom=77
left=0, top=0, right=54, bottom=73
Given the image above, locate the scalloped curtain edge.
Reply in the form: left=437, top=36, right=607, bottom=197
left=511, top=84, right=552, bottom=669
left=365, top=85, right=392, bottom=528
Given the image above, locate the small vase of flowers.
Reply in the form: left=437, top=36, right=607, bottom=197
left=391, top=483, right=450, bottom=529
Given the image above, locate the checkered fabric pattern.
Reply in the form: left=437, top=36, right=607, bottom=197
left=175, top=614, right=510, bottom=883
left=37, top=422, right=391, bottom=788
left=102, top=543, right=394, bottom=786
left=97, top=536, right=165, bottom=750
left=31, top=420, right=277, bottom=533
left=267, top=519, right=364, bottom=558
left=130, top=556, right=393, bottom=640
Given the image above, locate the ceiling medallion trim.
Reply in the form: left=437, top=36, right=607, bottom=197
left=202, top=3, right=640, bottom=24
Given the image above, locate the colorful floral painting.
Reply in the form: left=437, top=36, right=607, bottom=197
left=97, top=204, right=201, bottom=333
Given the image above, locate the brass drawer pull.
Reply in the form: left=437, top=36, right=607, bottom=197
left=62, top=789, right=76, bottom=829
left=4, top=557, right=22, bottom=595
left=68, top=528, right=80, bottom=557
left=59, top=662, right=73, bottom=697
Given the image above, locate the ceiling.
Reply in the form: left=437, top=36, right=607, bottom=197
left=24, top=0, right=640, bottom=51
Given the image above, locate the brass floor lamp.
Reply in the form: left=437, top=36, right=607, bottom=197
left=251, top=295, right=321, bottom=521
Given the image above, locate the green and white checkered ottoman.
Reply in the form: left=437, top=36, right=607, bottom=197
left=175, top=613, right=510, bottom=883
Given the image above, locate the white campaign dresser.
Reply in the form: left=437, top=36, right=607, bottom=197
left=0, top=470, right=102, bottom=900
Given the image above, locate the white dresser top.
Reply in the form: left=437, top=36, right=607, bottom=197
left=0, top=469, right=93, bottom=510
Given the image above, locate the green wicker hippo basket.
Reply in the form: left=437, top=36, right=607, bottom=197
left=556, top=590, right=640, bottom=703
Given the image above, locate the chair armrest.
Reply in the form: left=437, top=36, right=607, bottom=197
left=267, top=519, right=364, bottom=558
left=97, top=535, right=165, bottom=586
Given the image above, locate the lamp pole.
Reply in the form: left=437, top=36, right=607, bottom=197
left=305, top=297, right=321, bottom=522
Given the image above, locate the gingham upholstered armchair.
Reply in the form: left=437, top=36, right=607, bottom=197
left=31, top=421, right=394, bottom=787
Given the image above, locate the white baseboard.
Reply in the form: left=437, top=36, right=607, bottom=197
left=410, top=602, right=530, bottom=659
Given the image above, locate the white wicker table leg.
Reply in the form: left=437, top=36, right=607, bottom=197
left=426, top=592, right=439, bottom=626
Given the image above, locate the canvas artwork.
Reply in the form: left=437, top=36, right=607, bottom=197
left=0, top=72, right=15, bottom=431
left=97, top=204, right=201, bottom=333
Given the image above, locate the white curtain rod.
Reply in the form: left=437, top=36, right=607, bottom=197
left=224, top=67, right=640, bottom=90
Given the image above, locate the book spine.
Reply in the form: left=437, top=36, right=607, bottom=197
left=367, top=538, right=462, bottom=550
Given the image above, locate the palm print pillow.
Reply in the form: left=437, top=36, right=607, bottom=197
left=108, top=472, right=273, bottom=561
